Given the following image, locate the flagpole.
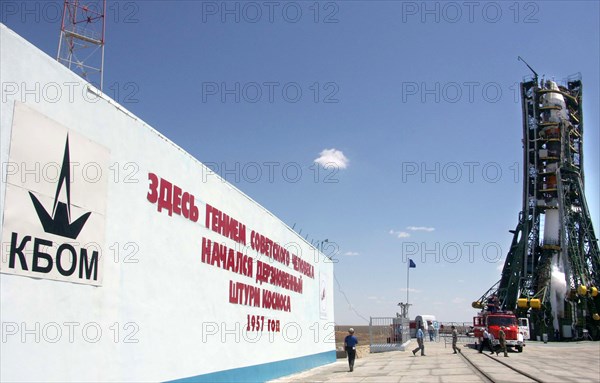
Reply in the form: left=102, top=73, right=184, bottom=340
left=407, top=259, right=410, bottom=307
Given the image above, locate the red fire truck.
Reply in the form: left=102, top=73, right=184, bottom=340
left=473, top=311, right=525, bottom=352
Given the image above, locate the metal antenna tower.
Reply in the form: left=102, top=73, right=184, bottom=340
left=474, top=68, right=600, bottom=340
left=57, top=0, right=106, bottom=90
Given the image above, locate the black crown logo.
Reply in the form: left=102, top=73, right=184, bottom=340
left=29, top=136, right=91, bottom=239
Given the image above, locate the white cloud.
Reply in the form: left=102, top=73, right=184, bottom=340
left=389, top=230, right=411, bottom=238
left=390, top=226, right=435, bottom=238
left=452, top=297, right=466, bottom=304
left=314, top=148, right=349, bottom=169
left=407, top=226, right=435, bottom=232
left=344, top=251, right=360, bottom=256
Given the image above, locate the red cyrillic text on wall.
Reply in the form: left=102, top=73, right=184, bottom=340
left=201, top=237, right=253, bottom=278
left=255, top=260, right=303, bottom=293
left=146, top=173, right=314, bottom=318
left=147, top=173, right=199, bottom=222
left=205, top=203, right=246, bottom=245
left=292, top=254, right=314, bottom=279
left=228, top=280, right=291, bottom=312
left=250, top=230, right=290, bottom=267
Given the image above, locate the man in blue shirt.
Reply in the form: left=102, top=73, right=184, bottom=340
left=344, top=328, right=358, bottom=372
left=412, top=325, right=425, bottom=356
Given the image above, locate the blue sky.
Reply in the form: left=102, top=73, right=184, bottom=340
left=3, top=0, right=599, bottom=324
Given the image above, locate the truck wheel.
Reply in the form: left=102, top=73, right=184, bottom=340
left=516, top=346, right=523, bottom=353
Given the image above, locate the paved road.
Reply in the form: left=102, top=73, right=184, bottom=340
left=269, top=339, right=600, bottom=383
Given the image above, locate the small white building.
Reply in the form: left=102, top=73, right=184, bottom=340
left=411, top=315, right=437, bottom=338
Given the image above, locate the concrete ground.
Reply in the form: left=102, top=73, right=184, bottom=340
left=269, top=339, right=600, bottom=383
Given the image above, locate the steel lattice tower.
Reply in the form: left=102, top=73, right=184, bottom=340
left=475, top=70, right=600, bottom=340
left=57, top=0, right=106, bottom=90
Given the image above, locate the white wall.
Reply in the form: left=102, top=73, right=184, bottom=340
left=0, top=24, right=334, bottom=382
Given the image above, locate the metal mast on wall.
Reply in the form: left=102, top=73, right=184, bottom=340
left=57, top=0, right=106, bottom=91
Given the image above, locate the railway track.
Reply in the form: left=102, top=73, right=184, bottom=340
left=460, top=349, right=544, bottom=383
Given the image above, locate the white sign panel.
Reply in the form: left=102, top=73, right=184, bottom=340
left=320, top=271, right=328, bottom=319
left=0, top=103, right=109, bottom=286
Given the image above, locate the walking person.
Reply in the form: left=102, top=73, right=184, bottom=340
left=489, top=331, right=496, bottom=352
left=428, top=322, right=435, bottom=341
left=451, top=325, right=461, bottom=354
left=497, top=326, right=508, bottom=357
left=412, top=325, right=426, bottom=356
left=344, top=328, right=358, bottom=372
left=478, top=329, right=494, bottom=354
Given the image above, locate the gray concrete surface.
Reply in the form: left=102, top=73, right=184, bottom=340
left=269, top=339, right=600, bottom=383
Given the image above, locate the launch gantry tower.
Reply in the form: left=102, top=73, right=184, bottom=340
left=474, top=68, right=600, bottom=340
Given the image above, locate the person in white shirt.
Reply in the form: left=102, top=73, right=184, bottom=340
left=478, top=329, right=494, bottom=354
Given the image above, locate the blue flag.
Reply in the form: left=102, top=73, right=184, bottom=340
left=409, top=259, right=416, bottom=268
